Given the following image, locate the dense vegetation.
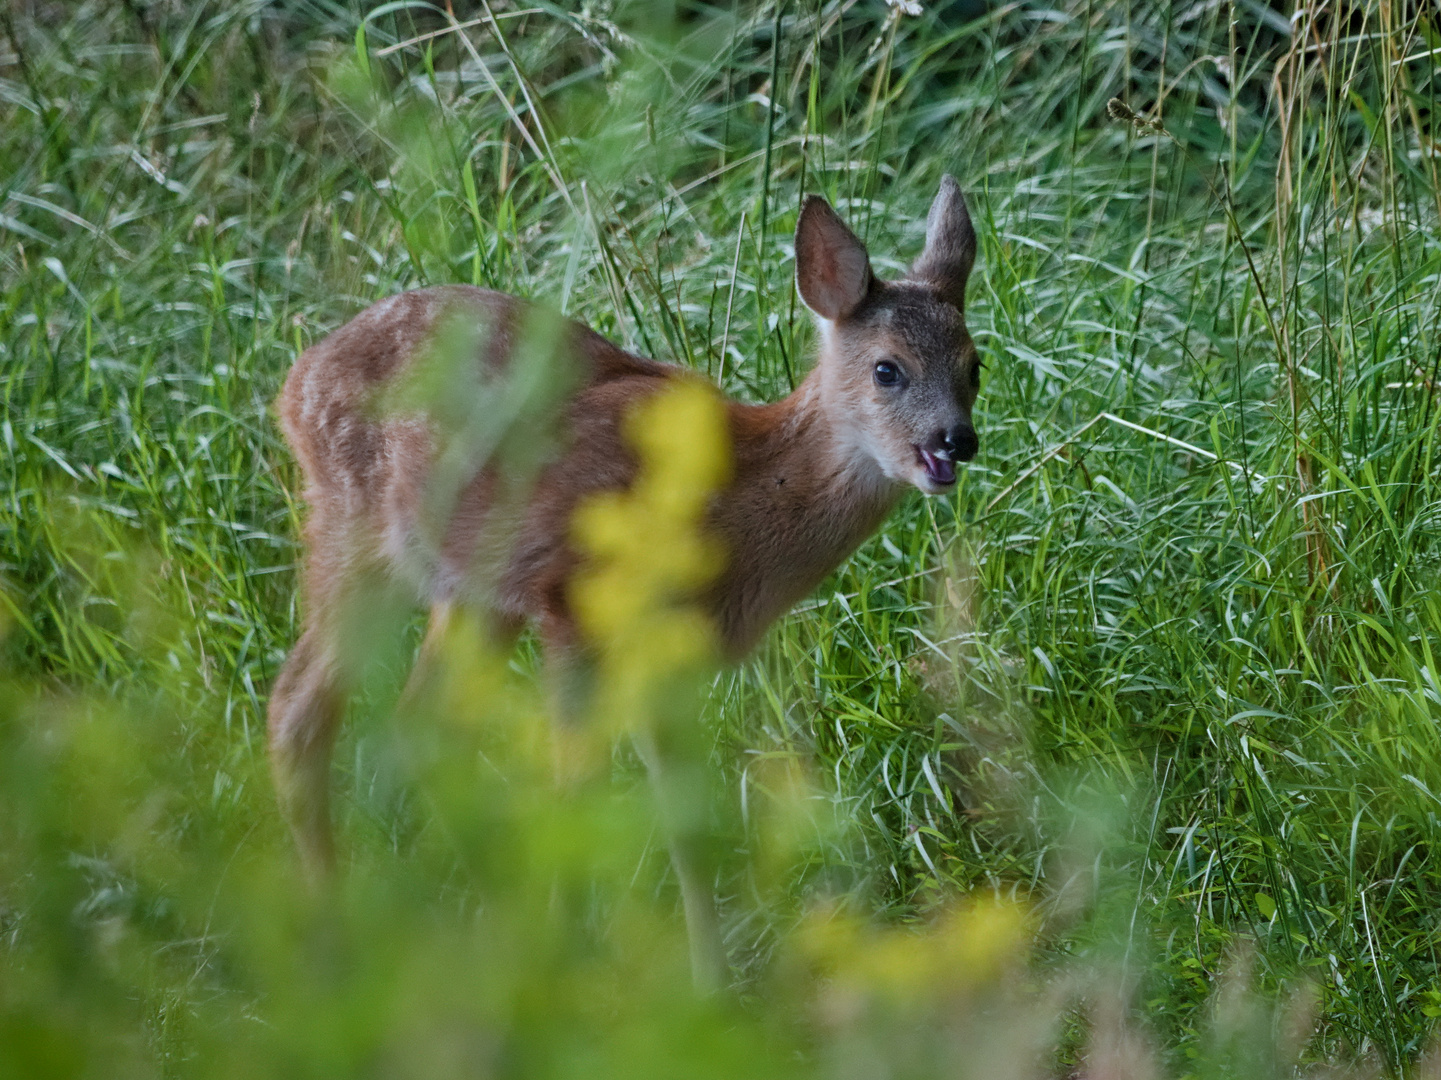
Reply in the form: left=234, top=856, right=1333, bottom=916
left=4, top=0, right=1441, bottom=1075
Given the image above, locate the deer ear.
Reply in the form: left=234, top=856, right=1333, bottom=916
left=910, top=175, right=975, bottom=310
left=795, top=196, right=873, bottom=321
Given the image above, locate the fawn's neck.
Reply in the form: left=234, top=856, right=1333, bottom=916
left=765, top=367, right=897, bottom=504
left=712, top=364, right=902, bottom=656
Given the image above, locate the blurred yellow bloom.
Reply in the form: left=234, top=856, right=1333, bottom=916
left=570, top=378, right=732, bottom=737
left=799, top=897, right=1030, bottom=1006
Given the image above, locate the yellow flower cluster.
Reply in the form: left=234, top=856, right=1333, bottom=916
left=569, top=377, right=733, bottom=738
left=799, top=898, right=1030, bottom=1008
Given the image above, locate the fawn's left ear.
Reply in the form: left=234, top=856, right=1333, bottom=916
left=910, top=175, right=975, bottom=310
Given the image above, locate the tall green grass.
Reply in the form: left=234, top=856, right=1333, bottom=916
left=4, top=0, right=1441, bottom=1075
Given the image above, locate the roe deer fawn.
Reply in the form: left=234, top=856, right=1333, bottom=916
left=268, top=176, right=981, bottom=990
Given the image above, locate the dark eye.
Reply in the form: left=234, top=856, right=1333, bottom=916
left=969, top=361, right=983, bottom=388
left=874, top=361, right=904, bottom=387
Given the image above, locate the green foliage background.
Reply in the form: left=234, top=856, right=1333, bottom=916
left=4, top=0, right=1441, bottom=1076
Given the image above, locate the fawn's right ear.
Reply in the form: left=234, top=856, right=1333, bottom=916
left=795, top=196, right=873, bottom=321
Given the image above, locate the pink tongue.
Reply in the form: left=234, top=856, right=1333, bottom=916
left=922, top=450, right=956, bottom=485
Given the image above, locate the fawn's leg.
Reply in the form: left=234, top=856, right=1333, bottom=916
left=397, top=601, right=524, bottom=717
left=268, top=521, right=390, bottom=882
left=268, top=624, right=345, bottom=880
left=395, top=601, right=455, bottom=715
left=631, top=726, right=728, bottom=995
left=543, top=616, right=728, bottom=992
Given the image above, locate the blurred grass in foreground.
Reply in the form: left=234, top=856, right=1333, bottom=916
left=5, top=0, right=1441, bottom=1075
left=0, top=372, right=1376, bottom=1080
left=0, top=377, right=1033, bottom=1079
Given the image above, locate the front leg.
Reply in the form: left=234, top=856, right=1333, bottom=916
left=630, top=725, right=729, bottom=995
left=543, top=619, right=729, bottom=994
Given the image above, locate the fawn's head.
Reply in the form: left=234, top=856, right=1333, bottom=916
left=796, top=176, right=981, bottom=495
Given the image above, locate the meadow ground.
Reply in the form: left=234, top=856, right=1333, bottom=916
left=4, top=1, right=1441, bottom=1077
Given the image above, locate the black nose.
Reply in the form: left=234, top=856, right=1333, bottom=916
left=942, top=424, right=978, bottom=463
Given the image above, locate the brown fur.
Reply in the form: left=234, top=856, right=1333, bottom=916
left=267, top=181, right=981, bottom=983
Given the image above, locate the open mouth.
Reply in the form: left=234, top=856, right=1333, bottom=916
left=916, top=446, right=956, bottom=487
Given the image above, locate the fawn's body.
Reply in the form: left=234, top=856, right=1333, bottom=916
left=269, top=178, right=981, bottom=989
left=276, top=284, right=901, bottom=662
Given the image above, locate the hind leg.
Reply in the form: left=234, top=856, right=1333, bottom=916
left=396, top=601, right=523, bottom=716
left=268, top=624, right=345, bottom=880
left=268, top=513, right=384, bottom=881
left=394, top=601, right=455, bottom=717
